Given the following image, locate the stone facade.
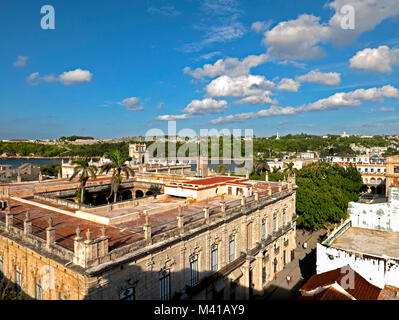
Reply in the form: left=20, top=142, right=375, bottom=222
left=0, top=177, right=297, bottom=300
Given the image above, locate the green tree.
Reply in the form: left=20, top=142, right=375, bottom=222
left=217, top=164, right=228, bottom=175
left=100, top=150, right=135, bottom=203
left=69, top=157, right=98, bottom=203
left=295, top=162, right=363, bottom=230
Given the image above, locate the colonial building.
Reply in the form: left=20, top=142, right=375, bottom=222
left=316, top=185, right=399, bottom=290
left=0, top=170, right=297, bottom=300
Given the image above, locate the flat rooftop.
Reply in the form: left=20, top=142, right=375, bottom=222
left=332, top=227, right=399, bottom=259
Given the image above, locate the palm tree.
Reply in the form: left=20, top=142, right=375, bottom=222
left=284, top=162, right=297, bottom=177
left=100, top=150, right=135, bottom=203
left=217, top=164, right=228, bottom=175
left=69, top=157, right=97, bottom=203
left=253, top=157, right=270, bottom=175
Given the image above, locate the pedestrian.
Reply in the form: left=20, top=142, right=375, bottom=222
left=274, top=273, right=277, bottom=280
left=290, top=275, right=294, bottom=282
left=286, top=275, right=290, bottom=285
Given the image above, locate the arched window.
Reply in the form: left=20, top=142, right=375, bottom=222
left=211, top=244, right=218, bottom=272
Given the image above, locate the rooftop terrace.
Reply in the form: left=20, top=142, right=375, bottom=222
left=331, top=227, right=399, bottom=259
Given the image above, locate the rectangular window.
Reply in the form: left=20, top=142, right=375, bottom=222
left=262, top=267, right=266, bottom=283
left=261, top=219, right=266, bottom=240
left=190, top=255, right=199, bottom=287
left=15, top=266, right=22, bottom=292
left=283, top=209, right=286, bottom=226
left=160, top=269, right=170, bottom=300
left=119, top=287, right=135, bottom=300
left=229, top=236, right=235, bottom=262
left=273, top=214, right=277, bottom=232
left=211, top=244, right=218, bottom=272
left=35, top=279, right=42, bottom=300
left=0, top=256, right=3, bottom=280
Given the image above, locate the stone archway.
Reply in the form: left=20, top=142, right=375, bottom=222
left=135, top=190, right=144, bottom=198
left=145, top=191, right=154, bottom=197
left=121, top=190, right=133, bottom=201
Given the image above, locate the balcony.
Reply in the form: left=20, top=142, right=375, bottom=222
left=274, top=246, right=280, bottom=255
left=284, top=239, right=289, bottom=247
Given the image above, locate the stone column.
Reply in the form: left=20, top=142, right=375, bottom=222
left=46, top=217, right=56, bottom=251
left=177, top=206, right=184, bottom=234
left=255, top=252, right=264, bottom=294
left=5, top=208, right=13, bottom=231
left=24, top=210, right=32, bottom=236
left=203, top=207, right=210, bottom=224
left=265, top=173, right=269, bottom=182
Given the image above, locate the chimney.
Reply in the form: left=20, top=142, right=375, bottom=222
left=24, top=210, right=32, bottom=236
left=38, top=171, right=43, bottom=183
left=17, top=171, right=21, bottom=183
left=254, top=192, right=259, bottom=202
left=46, top=217, right=56, bottom=251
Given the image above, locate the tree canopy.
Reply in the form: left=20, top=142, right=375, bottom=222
left=295, top=162, right=363, bottom=230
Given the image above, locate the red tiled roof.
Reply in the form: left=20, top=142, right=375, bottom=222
left=184, top=176, right=242, bottom=186
left=0, top=199, right=141, bottom=252
left=300, top=266, right=381, bottom=300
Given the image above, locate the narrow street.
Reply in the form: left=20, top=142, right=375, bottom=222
left=257, top=228, right=326, bottom=300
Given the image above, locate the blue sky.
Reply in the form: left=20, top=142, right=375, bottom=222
left=1, top=0, right=399, bottom=139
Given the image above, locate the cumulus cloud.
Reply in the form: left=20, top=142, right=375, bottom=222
left=263, top=0, right=399, bottom=60
left=13, top=56, right=29, bottom=67
left=277, top=78, right=300, bottom=92
left=206, top=74, right=274, bottom=98
left=27, top=68, right=93, bottom=86
left=349, top=46, right=399, bottom=73
left=156, top=114, right=192, bottom=121
left=296, top=70, right=341, bottom=86
left=264, top=14, right=331, bottom=60
left=119, top=97, right=144, bottom=111
left=209, top=85, right=399, bottom=124
left=184, top=53, right=269, bottom=79
left=183, top=98, right=228, bottom=114
left=58, top=69, right=93, bottom=85
left=251, top=20, right=273, bottom=33
left=156, top=98, right=227, bottom=121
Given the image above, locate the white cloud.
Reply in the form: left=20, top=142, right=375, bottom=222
left=209, top=85, right=399, bottom=124
left=147, top=5, right=180, bottom=16
left=58, top=69, right=93, bottom=85
left=349, top=46, right=399, bottom=73
left=184, top=53, right=269, bottom=79
left=156, top=98, right=227, bottom=121
left=121, top=97, right=140, bottom=107
left=181, top=0, right=245, bottom=53
left=26, top=72, right=40, bottom=85
left=206, top=74, right=274, bottom=98
left=277, top=78, right=300, bottom=92
left=264, top=14, right=331, bottom=60
left=183, top=98, right=228, bottom=114
left=156, top=114, right=192, bottom=121
left=234, top=92, right=276, bottom=105
left=13, top=56, right=28, bottom=67
left=296, top=70, right=341, bottom=86
left=27, top=68, right=93, bottom=86
left=251, top=20, right=273, bottom=33
left=119, top=97, right=144, bottom=112
left=379, top=106, right=394, bottom=112
left=262, top=0, right=399, bottom=60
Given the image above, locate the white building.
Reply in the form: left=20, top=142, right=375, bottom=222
left=316, top=186, right=399, bottom=289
